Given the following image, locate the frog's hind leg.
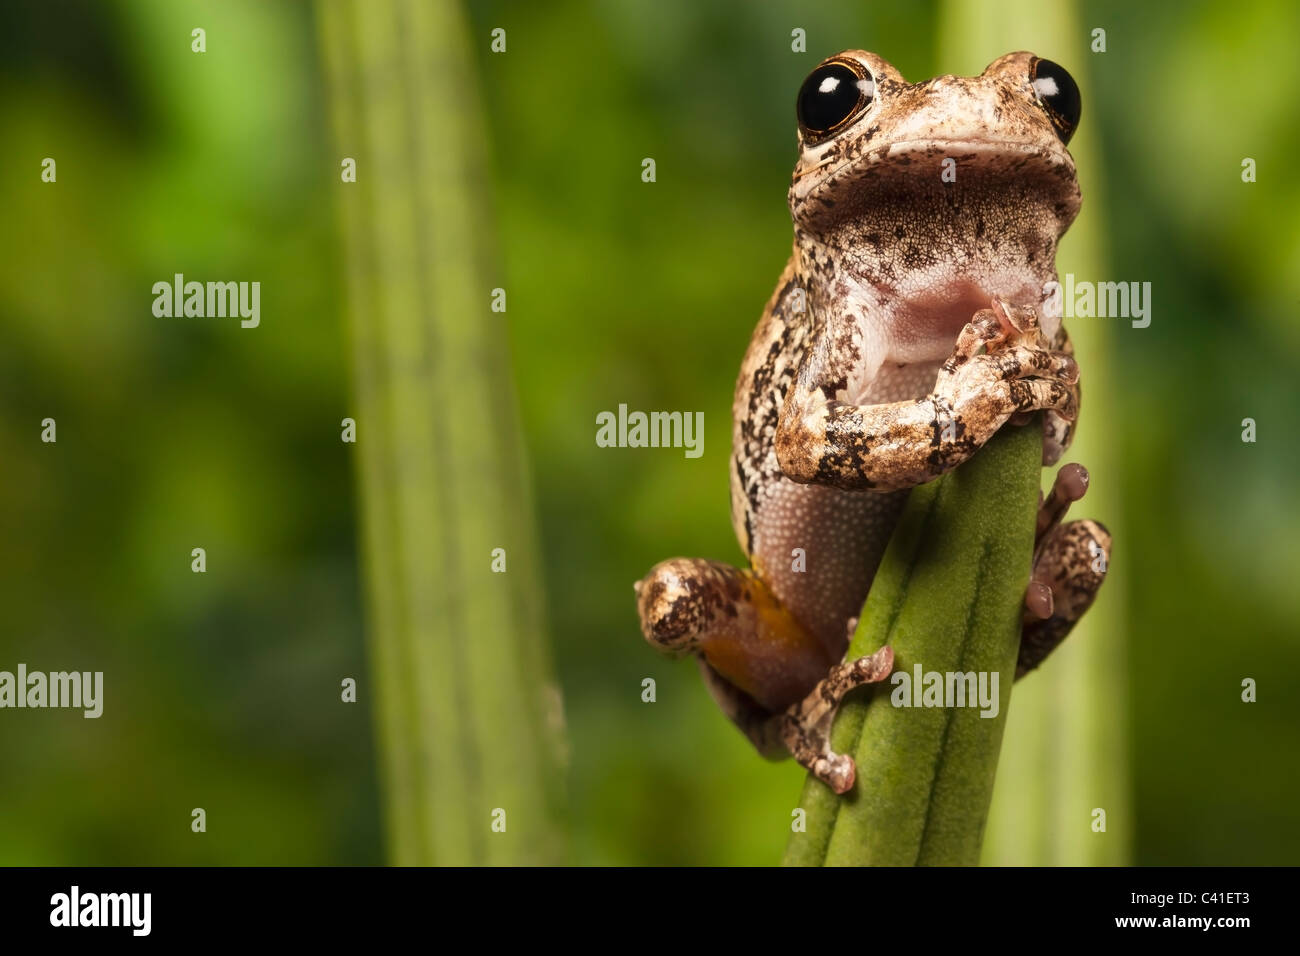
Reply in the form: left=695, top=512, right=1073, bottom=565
left=1017, top=463, right=1111, bottom=678
left=697, top=647, right=896, bottom=794
left=635, top=557, right=835, bottom=709
left=696, top=659, right=788, bottom=759
left=636, top=557, right=895, bottom=792
left=774, top=646, right=895, bottom=793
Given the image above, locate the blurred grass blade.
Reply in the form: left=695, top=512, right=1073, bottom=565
left=937, top=0, right=1131, bottom=866
left=316, top=0, right=567, bottom=865
left=785, top=420, right=1041, bottom=866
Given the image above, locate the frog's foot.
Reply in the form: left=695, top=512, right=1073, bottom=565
left=776, top=646, right=895, bottom=794
left=1019, top=464, right=1108, bottom=673
left=1036, top=462, right=1090, bottom=545
left=1018, top=517, right=1111, bottom=678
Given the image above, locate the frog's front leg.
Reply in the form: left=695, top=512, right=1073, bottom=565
left=776, top=302, right=1078, bottom=493
left=635, top=558, right=894, bottom=792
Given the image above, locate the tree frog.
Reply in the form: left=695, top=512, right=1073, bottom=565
left=635, top=50, right=1110, bottom=793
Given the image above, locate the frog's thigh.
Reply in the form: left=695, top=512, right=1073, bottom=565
left=1016, top=519, right=1111, bottom=679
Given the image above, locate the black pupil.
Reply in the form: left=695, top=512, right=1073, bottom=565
left=797, top=64, right=869, bottom=135
left=1030, top=58, right=1081, bottom=144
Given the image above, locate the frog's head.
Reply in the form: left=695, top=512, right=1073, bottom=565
left=788, top=50, right=1082, bottom=237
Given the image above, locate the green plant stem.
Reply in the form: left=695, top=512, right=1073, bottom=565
left=937, top=0, right=1130, bottom=866
left=785, top=419, right=1041, bottom=866
left=316, top=0, right=566, bottom=865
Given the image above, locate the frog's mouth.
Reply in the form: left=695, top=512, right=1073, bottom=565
left=794, top=137, right=1074, bottom=184
left=790, top=138, right=1080, bottom=235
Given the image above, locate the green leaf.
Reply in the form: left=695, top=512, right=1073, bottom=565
left=316, top=0, right=567, bottom=865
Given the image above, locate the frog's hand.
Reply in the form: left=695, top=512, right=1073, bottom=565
left=1041, top=323, right=1080, bottom=465
left=777, top=645, right=895, bottom=794
left=776, top=303, right=1078, bottom=493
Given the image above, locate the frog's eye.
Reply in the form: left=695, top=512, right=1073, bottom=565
left=796, top=60, right=875, bottom=140
left=1029, top=58, right=1081, bottom=145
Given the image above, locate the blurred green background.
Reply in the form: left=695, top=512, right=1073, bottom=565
left=1, top=0, right=1296, bottom=865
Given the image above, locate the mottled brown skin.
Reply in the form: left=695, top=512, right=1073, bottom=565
left=635, top=51, right=1110, bottom=793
